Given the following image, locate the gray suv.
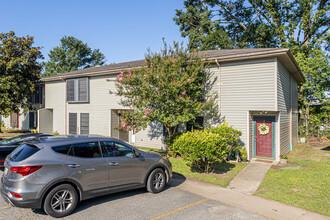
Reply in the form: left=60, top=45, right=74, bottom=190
left=0, top=136, right=172, bottom=218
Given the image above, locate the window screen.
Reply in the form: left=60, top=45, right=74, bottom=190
left=80, top=113, right=89, bottom=134
left=69, top=113, right=77, bottom=134
left=66, top=78, right=88, bottom=103
left=67, top=79, right=75, bottom=102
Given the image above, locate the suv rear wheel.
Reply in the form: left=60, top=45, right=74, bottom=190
left=146, top=168, right=166, bottom=193
left=43, top=184, right=78, bottom=218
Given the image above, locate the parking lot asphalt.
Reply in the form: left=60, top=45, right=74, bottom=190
left=0, top=171, right=266, bottom=220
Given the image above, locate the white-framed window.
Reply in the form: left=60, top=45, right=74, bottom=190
left=66, top=78, right=89, bottom=103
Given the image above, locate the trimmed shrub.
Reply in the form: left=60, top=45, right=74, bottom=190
left=172, top=122, right=242, bottom=172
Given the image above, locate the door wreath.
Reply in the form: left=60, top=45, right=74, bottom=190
left=258, top=124, right=270, bottom=135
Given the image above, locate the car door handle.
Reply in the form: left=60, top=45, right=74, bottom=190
left=109, top=162, right=119, bottom=166
left=68, top=164, right=80, bottom=168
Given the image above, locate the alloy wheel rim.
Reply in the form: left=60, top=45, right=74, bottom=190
left=153, top=173, right=164, bottom=190
left=50, top=190, right=73, bottom=213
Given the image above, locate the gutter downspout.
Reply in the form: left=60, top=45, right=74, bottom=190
left=215, top=59, right=221, bottom=116
left=60, top=76, right=67, bottom=134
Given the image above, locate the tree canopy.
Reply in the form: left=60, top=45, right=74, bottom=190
left=0, top=31, right=43, bottom=132
left=113, top=42, right=218, bottom=138
left=42, top=36, right=106, bottom=76
left=174, top=0, right=329, bottom=54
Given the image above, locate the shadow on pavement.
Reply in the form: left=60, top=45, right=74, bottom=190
left=321, top=146, right=330, bottom=151
left=33, top=172, right=186, bottom=216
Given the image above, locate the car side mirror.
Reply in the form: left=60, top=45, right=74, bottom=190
left=133, top=149, right=140, bottom=158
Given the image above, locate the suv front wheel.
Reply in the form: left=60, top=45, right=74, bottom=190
left=146, top=168, right=166, bottom=193
left=43, top=184, right=78, bottom=218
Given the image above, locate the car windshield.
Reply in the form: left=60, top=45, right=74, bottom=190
left=0, top=134, right=31, bottom=145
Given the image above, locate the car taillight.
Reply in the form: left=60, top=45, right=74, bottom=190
left=10, top=192, right=22, bottom=198
left=10, top=166, right=42, bottom=176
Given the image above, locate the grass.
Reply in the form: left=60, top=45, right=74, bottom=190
left=0, top=129, right=30, bottom=139
left=255, top=141, right=330, bottom=216
left=170, top=157, right=248, bottom=187
left=137, top=147, right=248, bottom=187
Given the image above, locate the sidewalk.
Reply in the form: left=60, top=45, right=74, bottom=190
left=172, top=175, right=329, bottom=220
left=227, top=160, right=272, bottom=194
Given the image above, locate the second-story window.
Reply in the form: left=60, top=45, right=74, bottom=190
left=66, top=78, right=89, bottom=103
left=29, top=85, right=43, bottom=104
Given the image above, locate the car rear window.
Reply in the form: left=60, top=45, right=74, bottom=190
left=9, top=144, right=40, bottom=162
left=52, top=145, right=72, bottom=155
left=72, top=142, right=101, bottom=158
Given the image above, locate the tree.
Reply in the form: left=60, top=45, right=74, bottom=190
left=295, top=48, right=330, bottom=137
left=174, top=0, right=330, bottom=138
left=42, top=36, right=106, bottom=76
left=112, top=42, right=218, bottom=139
left=174, top=0, right=329, bottom=54
left=0, top=31, right=43, bottom=132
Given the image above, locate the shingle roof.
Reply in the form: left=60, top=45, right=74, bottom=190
left=42, top=48, right=304, bottom=83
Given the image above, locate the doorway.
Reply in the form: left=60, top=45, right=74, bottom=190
left=253, top=116, right=275, bottom=159
left=110, top=110, right=129, bottom=142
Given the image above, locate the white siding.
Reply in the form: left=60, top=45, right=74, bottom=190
left=45, top=81, right=66, bottom=134
left=220, top=58, right=276, bottom=147
left=204, top=64, right=220, bottom=127
left=277, top=61, right=291, bottom=154
left=46, top=75, right=164, bottom=149
left=291, top=77, right=299, bottom=146
left=1, top=116, right=10, bottom=128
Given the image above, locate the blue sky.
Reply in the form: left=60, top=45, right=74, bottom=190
left=0, top=0, right=186, bottom=64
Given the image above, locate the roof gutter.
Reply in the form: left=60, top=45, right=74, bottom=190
left=42, top=49, right=305, bottom=84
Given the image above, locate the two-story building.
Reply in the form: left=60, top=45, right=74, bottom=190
left=1, top=82, right=45, bottom=130
left=39, top=48, right=304, bottom=161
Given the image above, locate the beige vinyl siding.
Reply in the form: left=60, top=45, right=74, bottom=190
left=220, top=58, right=276, bottom=147
left=277, top=61, right=291, bottom=154
left=44, top=81, right=66, bottom=134
left=291, top=77, right=299, bottom=146
left=204, top=64, right=220, bottom=127
left=1, top=116, right=10, bottom=128
left=64, top=75, right=164, bottom=149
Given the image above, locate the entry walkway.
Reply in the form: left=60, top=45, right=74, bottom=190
left=227, top=160, right=273, bottom=195
left=174, top=173, right=328, bottom=220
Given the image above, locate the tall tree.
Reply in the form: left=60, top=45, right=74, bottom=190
left=174, top=0, right=329, bottom=54
left=0, top=31, right=43, bottom=132
left=175, top=0, right=330, bottom=137
left=42, top=36, right=106, bottom=76
left=112, top=42, right=218, bottom=139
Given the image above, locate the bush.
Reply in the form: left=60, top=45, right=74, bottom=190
left=166, top=132, right=183, bottom=157
left=172, top=122, right=242, bottom=172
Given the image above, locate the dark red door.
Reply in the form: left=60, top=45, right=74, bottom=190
left=256, top=120, right=272, bottom=157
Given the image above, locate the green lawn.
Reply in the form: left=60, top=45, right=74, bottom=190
left=255, top=142, right=330, bottom=216
left=170, top=157, right=248, bottom=187
left=0, top=129, right=30, bottom=139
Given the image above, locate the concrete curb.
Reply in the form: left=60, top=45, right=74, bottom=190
left=172, top=177, right=329, bottom=220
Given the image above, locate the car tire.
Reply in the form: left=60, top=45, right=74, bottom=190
left=146, top=168, right=166, bottom=193
left=43, top=184, right=78, bottom=218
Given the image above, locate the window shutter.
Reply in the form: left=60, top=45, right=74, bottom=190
left=78, top=78, right=88, bottom=102
left=67, top=80, right=75, bottom=102
left=80, top=113, right=89, bottom=134
left=69, top=113, right=77, bottom=134
left=39, top=86, right=43, bottom=104
left=29, top=112, right=35, bottom=129
left=34, top=86, right=40, bottom=104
